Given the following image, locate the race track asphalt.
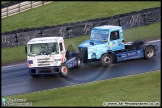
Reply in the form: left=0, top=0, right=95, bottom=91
left=1, top=40, right=161, bottom=96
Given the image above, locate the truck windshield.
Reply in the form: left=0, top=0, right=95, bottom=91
left=90, top=30, right=109, bottom=41
left=27, top=42, right=59, bottom=56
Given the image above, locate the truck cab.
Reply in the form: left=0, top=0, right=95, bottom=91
left=25, top=37, right=81, bottom=78
left=78, top=25, right=125, bottom=62
left=78, top=25, right=158, bottom=66
left=26, top=37, right=66, bottom=68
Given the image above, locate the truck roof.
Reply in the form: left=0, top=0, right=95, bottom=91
left=27, top=37, right=63, bottom=44
left=92, top=25, right=122, bottom=31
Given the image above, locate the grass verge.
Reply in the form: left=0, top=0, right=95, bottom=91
left=1, top=22, right=160, bottom=66
left=2, top=70, right=161, bottom=107
left=1, top=1, right=9, bottom=4
left=1, top=1, right=160, bottom=33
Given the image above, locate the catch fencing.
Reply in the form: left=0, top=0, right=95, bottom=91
left=1, top=7, right=161, bottom=48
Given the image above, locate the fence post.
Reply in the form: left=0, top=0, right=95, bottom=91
left=7, top=7, right=9, bottom=16
left=19, top=2, right=21, bottom=13
left=15, top=33, right=19, bottom=46
left=118, top=18, right=122, bottom=26
left=118, top=18, right=120, bottom=26
left=31, top=1, right=33, bottom=8
left=143, top=13, right=146, bottom=25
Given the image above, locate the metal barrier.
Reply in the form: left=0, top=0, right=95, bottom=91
left=1, top=7, right=161, bottom=48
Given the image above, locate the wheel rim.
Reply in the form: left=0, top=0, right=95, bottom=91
left=61, top=66, right=67, bottom=74
left=146, top=48, right=154, bottom=57
left=78, top=58, right=81, bottom=66
left=103, top=56, right=110, bottom=64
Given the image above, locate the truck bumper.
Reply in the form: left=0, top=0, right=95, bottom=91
left=29, top=66, right=60, bottom=75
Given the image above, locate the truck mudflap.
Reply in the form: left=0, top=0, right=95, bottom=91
left=116, top=49, right=144, bottom=62
left=153, top=45, right=158, bottom=51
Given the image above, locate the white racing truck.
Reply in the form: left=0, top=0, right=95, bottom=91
left=25, top=37, right=80, bottom=78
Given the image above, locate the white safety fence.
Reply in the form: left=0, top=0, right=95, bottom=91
left=1, top=1, right=53, bottom=18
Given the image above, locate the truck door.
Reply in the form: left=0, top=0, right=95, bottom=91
left=109, top=31, right=124, bottom=51
left=59, top=41, right=66, bottom=63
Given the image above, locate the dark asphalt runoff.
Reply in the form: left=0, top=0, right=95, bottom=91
left=1, top=40, right=161, bottom=96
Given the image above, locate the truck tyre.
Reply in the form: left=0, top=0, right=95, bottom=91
left=60, top=63, right=69, bottom=77
left=76, top=57, right=81, bottom=68
left=100, top=54, right=112, bottom=67
left=144, top=46, right=155, bottom=59
left=29, top=69, right=40, bottom=78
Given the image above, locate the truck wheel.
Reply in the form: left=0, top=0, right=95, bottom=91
left=144, top=46, right=155, bottom=59
left=29, top=69, right=40, bottom=78
left=100, top=54, right=112, bottom=67
left=60, top=63, right=69, bottom=77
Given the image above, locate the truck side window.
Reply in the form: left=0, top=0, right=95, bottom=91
left=110, top=31, right=119, bottom=41
left=59, top=43, right=63, bottom=51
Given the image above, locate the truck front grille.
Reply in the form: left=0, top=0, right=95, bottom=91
left=37, top=58, right=51, bottom=66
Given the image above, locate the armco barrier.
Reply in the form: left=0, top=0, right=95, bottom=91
left=1, top=7, right=161, bottom=48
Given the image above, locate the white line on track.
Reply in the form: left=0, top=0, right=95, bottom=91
left=146, top=39, right=161, bottom=43
left=2, top=63, right=27, bottom=69
left=2, top=81, right=30, bottom=87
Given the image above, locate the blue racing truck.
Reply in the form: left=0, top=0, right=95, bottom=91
left=78, top=25, right=158, bottom=66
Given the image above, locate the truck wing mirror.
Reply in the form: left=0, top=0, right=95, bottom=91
left=59, top=43, right=63, bottom=51
left=25, top=45, right=27, bottom=53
